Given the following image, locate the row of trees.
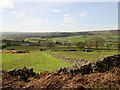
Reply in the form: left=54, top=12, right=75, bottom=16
left=42, top=35, right=108, bottom=50
left=76, top=36, right=119, bottom=50
left=41, top=35, right=118, bottom=50
left=76, top=36, right=105, bottom=50
left=2, top=35, right=117, bottom=50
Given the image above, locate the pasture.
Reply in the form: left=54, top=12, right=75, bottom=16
left=52, top=50, right=118, bottom=61
left=1, top=30, right=118, bottom=72
left=25, top=34, right=118, bottom=44
left=2, top=46, right=118, bottom=73
left=2, top=46, right=72, bottom=72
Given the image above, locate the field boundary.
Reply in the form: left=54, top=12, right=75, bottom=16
left=47, top=52, right=91, bottom=66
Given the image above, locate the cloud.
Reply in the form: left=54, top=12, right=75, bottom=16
left=64, top=14, right=75, bottom=24
left=24, top=18, right=49, bottom=26
left=0, top=9, right=4, bottom=12
left=34, top=19, right=40, bottom=24
left=62, top=14, right=75, bottom=31
left=62, top=23, right=74, bottom=28
left=64, top=14, right=70, bottom=17
left=52, top=9, right=61, bottom=13
left=11, top=11, right=25, bottom=18
left=11, top=11, right=17, bottom=14
left=0, top=0, right=14, bottom=9
left=80, top=11, right=88, bottom=16
left=45, top=19, right=49, bottom=22
left=25, top=19, right=40, bottom=26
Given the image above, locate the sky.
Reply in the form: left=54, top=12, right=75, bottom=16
left=0, top=0, right=118, bottom=32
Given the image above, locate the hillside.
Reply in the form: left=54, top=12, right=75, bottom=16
left=2, top=54, right=120, bottom=89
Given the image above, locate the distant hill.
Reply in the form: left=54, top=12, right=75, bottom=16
left=1, top=30, right=118, bottom=39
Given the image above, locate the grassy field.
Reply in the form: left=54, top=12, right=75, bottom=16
left=24, top=38, right=47, bottom=43
left=24, top=36, right=88, bottom=42
left=2, top=46, right=72, bottom=72
left=1, top=30, right=119, bottom=73
left=52, top=36, right=90, bottom=43
left=52, top=35, right=118, bottom=44
left=2, top=52, right=72, bottom=72
left=2, top=45, right=118, bottom=72
left=25, top=34, right=118, bottom=44
left=52, top=50, right=118, bottom=61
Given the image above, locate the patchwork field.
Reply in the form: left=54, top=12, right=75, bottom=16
left=2, top=46, right=118, bottom=73
left=2, top=46, right=72, bottom=72
left=1, top=30, right=119, bottom=73
left=25, top=34, right=118, bottom=44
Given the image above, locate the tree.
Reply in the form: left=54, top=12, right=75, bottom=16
left=105, top=43, right=110, bottom=51
left=117, top=41, right=120, bottom=50
left=76, top=42, right=85, bottom=50
left=63, top=40, right=72, bottom=47
left=65, top=42, right=71, bottom=47
left=55, top=41, right=62, bottom=45
left=91, top=35, right=105, bottom=50
left=22, top=40, right=25, bottom=42
left=38, top=40, right=41, bottom=43
left=84, top=35, right=105, bottom=50
left=46, top=40, right=54, bottom=48
left=85, top=39, right=93, bottom=49
left=5, top=42, right=11, bottom=46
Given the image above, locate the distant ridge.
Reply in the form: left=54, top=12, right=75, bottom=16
left=1, top=30, right=118, bottom=39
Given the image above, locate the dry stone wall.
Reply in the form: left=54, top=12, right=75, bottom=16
left=48, top=52, right=91, bottom=66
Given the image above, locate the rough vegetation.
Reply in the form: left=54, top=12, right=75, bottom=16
left=0, top=50, right=30, bottom=54
left=2, top=54, right=120, bottom=89
left=24, top=68, right=120, bottom=89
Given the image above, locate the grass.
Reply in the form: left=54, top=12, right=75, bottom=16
left=5, top=46, right=41, bottom=52
left=2, top=45, right=118, bottom=73
left=13, top=31, right=119, bottom=47
left=1, top=31, right=118, bottom=72
left=52, top=35, right=118, bottom=43
left=52, top=50, right=118, bottom=61
left=52, top=36, right=90, bottom=43
left=24, top=38, right=47, bottom=43
left=2, top=46, right=72, bottom=72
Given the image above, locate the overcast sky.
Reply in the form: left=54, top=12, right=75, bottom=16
left=0, top=0, right=118, bottom=32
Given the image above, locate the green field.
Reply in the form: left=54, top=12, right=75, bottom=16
left=25, top=38, right=47, bottom=43
left=1, top=30, right=119, bottom=73
left=52, top=35, right=118, bottom=45
left=52, top=36, right=90, bottom=43
left=2, top=46, right=72, bottom=72
left=2, top=41, right=118, bottom=72
left=2, top=52, right=72, bottom=72
left=25, top=34, right=118, bottom=44
left=52, top=50, right=118, bottom=61
left=25, top=36, right=92, bottom=43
